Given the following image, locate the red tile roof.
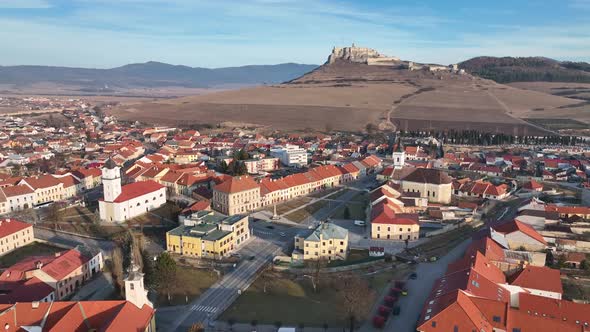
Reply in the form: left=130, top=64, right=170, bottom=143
left=0, top=219, right=31, bottom=239
left=0, top=300, right=154, bottom=331
left=508, top=266, right=563, bottom=294
left=112, top=180, right=164, bottom=203
left=493, top=220, right=547, bottom=245
left=1, top=185, right=34, bottom=197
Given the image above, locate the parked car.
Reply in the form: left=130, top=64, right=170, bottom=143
left=409, top=272, right=418, bottom=280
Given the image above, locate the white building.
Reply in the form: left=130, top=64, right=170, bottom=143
left=270, top=145, right=308, bottom=167
left=391, top=137, right=406, bottom=169
left=99, top=159, right=167, bottom=223
left=124, top=260, right=153, bottom=309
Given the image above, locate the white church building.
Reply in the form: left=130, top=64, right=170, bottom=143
left=99, top=158, right=167, bottom=223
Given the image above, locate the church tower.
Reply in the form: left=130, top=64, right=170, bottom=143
left=392, top=137, right=406, bottom=169
left=124, top=259, right=153, bottom=309
left=102, top=158, right=121, bottom=202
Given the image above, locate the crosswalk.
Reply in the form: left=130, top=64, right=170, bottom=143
left=253, top=229, right=273, bottom=236
left=190, top=305, right=218, bottom=313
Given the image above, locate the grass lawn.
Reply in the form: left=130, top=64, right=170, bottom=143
left=265, top=197, right=313, bottom=215
left=284, top=200, right=328, bottom=223
left=156, top=265, right=219, bottom=307
left=0, top=241, right=65, bottom=268
left=220, top=265, right=410, bottom=327
left=220, top=272, right=352, bottom=326
left=331, top=202, right=366, bottom=220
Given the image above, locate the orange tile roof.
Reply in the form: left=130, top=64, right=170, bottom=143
left=214, top=176, right=259, bottom=194
left=508, top=266, right=563, bottom=294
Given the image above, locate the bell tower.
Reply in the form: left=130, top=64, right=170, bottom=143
left=124, top=259, right=153, bottom=309
left=392, top=137, right=406, bottom=169
left=102, top=158, right=121, bottom=202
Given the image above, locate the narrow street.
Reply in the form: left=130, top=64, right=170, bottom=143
left=376, top=238, right=472, bottom=332
left=158, top=237, right=283, bottom=332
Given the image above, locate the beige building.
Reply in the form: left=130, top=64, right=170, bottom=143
left=371, top=217, right=420, bottom=241
left=0, top=218, right=34, bottom=256
left=212, top=176, right=261, bottom=216
left=293, top=222, right=349, bottom=261
left=19, top=175, right=66, bottom=205
left=400, top=168, right=453, bottom=204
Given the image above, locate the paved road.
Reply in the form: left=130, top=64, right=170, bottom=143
left=382, top=238, right=472, bottom=332
left=160, top=237, right=282, bottom=332
left=34, top=227, right=115, bottom=254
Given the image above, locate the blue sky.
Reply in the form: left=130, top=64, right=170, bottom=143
left=0, top=0, right=589, bottom=68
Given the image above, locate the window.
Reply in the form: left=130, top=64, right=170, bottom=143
left=453, top=326, right=458, bottom=332
left=431, top=321, right=436, bottom=327
left=493, top=316, right=501, bottom=323
left=130, top=283, right=135, bottom=290
left=512, top=329, right=521, bottom=332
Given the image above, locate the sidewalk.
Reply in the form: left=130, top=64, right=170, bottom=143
left=71, top=272, right=115, bottom=301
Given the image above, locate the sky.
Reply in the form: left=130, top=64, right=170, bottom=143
left=0, top=0, right=589, bottom=68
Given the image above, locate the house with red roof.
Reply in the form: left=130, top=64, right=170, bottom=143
left=0, top=218, right=34, bottom=257
left=453, top=179, right=510, bottom=200
left=212, top=176, right=261, bottom=216
left=0, top=185, right=35, bottom=214
left=522, top=179, right=543, bottom=192
left=492, top=220, right=547, bottom=251
left=99, top=159, right=167, bottom=223
left=417, top=227, right=586, bottom=332
left=0, top=247, right=103, bottom=303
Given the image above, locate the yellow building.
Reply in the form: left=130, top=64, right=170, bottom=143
left=166, top=212, right=250, bottom=259
left=293, top=222, right=349, bottom=261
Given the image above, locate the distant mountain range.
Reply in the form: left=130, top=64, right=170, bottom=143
left=0, top=61, right=318, bottom=89
left=459, top=56, right=590, bottom=83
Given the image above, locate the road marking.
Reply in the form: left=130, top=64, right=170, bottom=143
left=191, top=305, right=217, bottom=313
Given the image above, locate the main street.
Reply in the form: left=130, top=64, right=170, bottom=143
left=161, top=236, right=283, bottom=332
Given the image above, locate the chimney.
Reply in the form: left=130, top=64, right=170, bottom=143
left=5, top=218, right=10, bottom=223
left=32, top=301, right=40, bottom=309
left=54, top=252, right=61, bottom=257
left=35, top=261, right=43, bottom=269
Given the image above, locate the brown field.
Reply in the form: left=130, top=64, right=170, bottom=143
left=110, top=61, right=585, bottom=134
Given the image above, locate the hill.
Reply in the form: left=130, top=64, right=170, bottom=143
left=459, top=56, right=590, bottom=84
left=0, top=62, right=318, bottom=90
left=112, top=46, right=585, bottom=135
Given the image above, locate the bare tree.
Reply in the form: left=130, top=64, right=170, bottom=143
left=111, top=247, right=125, bottom=297
left=46, top=202, right=64, bottom=230
left=259, top=263, right=274, bottom=293
left=310, top=258, right=328, bottom=292
left=131, top=233, right=144, bottom=269
left=336, top=273, right=374, bottom=332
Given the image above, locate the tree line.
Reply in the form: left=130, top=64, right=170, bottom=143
left=398, top=129, right=586, bottom=146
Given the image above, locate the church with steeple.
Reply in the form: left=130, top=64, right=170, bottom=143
left=391, top=136, right=406, bottom=169
left=99, top=158, right=167, bottom=223
left=125, top=258, right=153, bottom=309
